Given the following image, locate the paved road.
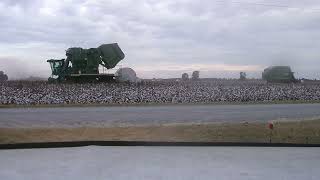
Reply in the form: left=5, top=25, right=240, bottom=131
left=1, top=103, right=320, bottom=128
left=0, top=146, right=319, bottom=180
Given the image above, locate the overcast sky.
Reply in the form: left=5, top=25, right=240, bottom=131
left=0, top=0, right=320, bottom=79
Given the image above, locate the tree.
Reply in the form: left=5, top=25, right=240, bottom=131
left=181, top=73, right=189, bottom=80
left=0, top=71, right=8, bottom=82
left=240, top=72, right=246, bottom=80
left=192, top=71, right=200, bottom=80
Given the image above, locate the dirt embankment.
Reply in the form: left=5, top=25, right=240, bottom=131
left=1, top=119, right=320, bottom=144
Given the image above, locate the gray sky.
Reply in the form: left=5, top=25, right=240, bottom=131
left=0, top=0, right=319, bottom=79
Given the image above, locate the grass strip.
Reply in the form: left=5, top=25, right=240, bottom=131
left=1, top=119, right=320, bottom=144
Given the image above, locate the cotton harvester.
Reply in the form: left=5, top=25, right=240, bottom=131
left=47, top=43, right=125, bottom=82
left=262, top=66, right=296, bottom=83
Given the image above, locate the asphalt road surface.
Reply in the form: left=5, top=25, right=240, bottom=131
left=1, top=103, right=320, bottom=128
left=0, top=146, right=319, bottom=180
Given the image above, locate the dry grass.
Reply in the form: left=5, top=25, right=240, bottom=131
left=1, top=119, right=320, bottom=144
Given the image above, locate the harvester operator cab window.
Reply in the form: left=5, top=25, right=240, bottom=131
left=53, top=61, right=63, bottom=69
left=47, top=59, right=64, bottom=76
